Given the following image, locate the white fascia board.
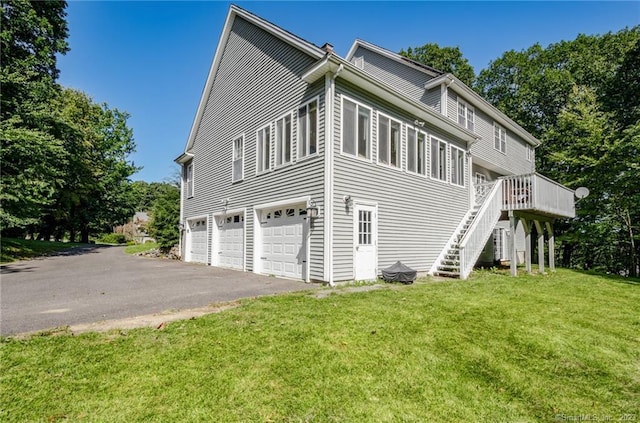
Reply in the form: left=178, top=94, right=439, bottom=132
left=175, top=152, right=194, bottom=164
left=183, top=5, right=326, bottom=154
left=426, top=74, right=541, bottom=147
left=306, top=56, right=478, bottom=145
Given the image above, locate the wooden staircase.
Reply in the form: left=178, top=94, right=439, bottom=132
left=432, top=181, right=499, bottom=278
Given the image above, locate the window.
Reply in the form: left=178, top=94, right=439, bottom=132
left=450, top=146, right=465, bottom=186
left=457, top=100, right=475, bottom=132
left=377, top=114, right=401, bottom=168
left=358, top=209, right=372, bottom=245
left=186, top=162, right=194, bottom=197
left=407, top=128, right=426, bottom=175
left=257, top=125, right=271, bottom=173
left=275, top=113, right=292, bottom=167
left=298, top=99, right=318, bottom=159
left=494, top=123, right=506, bottom=153
left=232, top=136, right=243, bottom=182
left=342, top=97, right=371, bottom=160
left=526, top=145, right=533, bottom=162
left=430, top=137, right=447, bottom=181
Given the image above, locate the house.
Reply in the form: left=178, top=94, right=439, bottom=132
left=175, top=5, right=575, bottom=284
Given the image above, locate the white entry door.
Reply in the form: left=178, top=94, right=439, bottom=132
left=260, top=205, right=307, bottom=279
left=214, top=213, right=244, bottom=270
left=354, top=204, right=377, bottom=280
left=186, top=218, right=208, bottom=264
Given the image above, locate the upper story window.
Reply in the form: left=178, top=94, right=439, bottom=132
left=298, top=99, right=318, bottom=159
left=450, top=146, right=465, bottom=186
left=186, top=162, right=194, bottom=198
left=430, top=136, right=447, bottom=181
left=377, top=113, right=401, bottom=168
left=256, top=124, right=271, bottom=173
left=342, top=96, right=371, bottom=160
left=275, top=113, right=292, bottom=167
left=407, top=128, right=427, bottom=176
left=526, top=145, right=533, bottom=162
left=494, top=123, right=507, bottom=154
left=457, top=100, right=475, bottom=132
left=232, top=136, right=244, bottom=182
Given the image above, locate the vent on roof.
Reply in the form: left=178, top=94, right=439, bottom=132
left=353, top=56, right=364, bottom=69
left=321, top=43, right=334, bottom=53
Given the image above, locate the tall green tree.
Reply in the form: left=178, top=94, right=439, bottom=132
left=0, top=0, right=69, bottom=232
left=476, top=27, right=640, bottom=276
left=149, top=186, right=180, bottom=251
left=400, top=43, right=475, bottom=86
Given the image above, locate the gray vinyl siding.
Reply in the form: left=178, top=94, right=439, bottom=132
left=448, top=91, right=535, bottom=176
left=331, top=81, right=470, bottom=281
left=423, top=86, right=441, bottom=112
left=183, top=16, right=325, bottom=280
left=353, top=46, right=438, bottom=104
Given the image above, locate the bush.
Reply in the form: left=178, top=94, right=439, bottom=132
left=96, top=233, right=127, bottom=244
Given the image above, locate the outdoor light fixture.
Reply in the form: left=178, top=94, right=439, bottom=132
left=306, top=200, right=319, bottom=219
left=414, top=119, right=425, bottom=127
left=343, top=195, right=353, bottom=207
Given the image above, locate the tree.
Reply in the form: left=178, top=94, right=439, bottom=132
left=400, top=43, right=475, bottom=86
left=0, top=0, right=69, bottom=232
left=149, top=187, right=180, bottom=251
left=475, top=27, right=640, bottom=276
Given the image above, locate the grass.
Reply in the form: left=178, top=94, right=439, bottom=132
left=1, top=269, right=638, bottom=422
left=0, top=238, right=84, bottom=264
left=123, top=242, right=159, bottom=255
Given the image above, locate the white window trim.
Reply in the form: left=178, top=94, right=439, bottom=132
left=256, top=123, right=272, bottom=174
left=297, top=97, right=320, bottom=160
left=494, top=122, right=507, bottom=154
left=457, top=99, right=475, bottom=132
left=450, top=145, right=466, bottom=187
left=186, top=162, right=194, bottom=198
left=232, top=134, right=244, bottom=183
left=376, top=111, right=403, bottom=170
left=406, top=127, right=428, bottom=177
left=274, top=111, right=294, bottom=168
left=429, top=135, right=448, bottom=183
left=340, top=95, right=372, bottom=162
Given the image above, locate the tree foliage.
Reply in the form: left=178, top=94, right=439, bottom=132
left=400, top=43, right=475, bottom=86
left=1, top=1, right=140, bottom=242
left=476, top=27, right=640, bottom=276
left=149, top=186, right=180, bottom=251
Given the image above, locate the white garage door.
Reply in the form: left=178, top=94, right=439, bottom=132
left=187, top=218, right=208, bottom=264
left=261, top=206, right=307, bottom=279
left=214, top=213, right=244, bottom=270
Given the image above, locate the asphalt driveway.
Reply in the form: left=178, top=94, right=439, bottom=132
left=1, top=245, right=320, bottom=336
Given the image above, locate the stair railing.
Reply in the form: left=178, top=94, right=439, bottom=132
left=459, top=180, right=504, bottom=279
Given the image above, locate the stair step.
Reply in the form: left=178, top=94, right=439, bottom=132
left=434, top=270, right=460, bottom=278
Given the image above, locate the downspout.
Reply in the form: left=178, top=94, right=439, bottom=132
left=439, top=75, right=454, bottom=118
left=323, top=63, right=343, bottom=287
left=179, top=164, right=185, bottom=259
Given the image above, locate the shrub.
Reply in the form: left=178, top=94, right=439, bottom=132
left=97, top=233, right=127, bottom=244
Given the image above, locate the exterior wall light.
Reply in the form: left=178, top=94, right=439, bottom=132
left=306, top=200, right=319, bottom=219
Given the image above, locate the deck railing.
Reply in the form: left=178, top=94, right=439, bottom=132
left=500, top=173, right=575, bottom=218
left=459, top=180, right=504, bottom=280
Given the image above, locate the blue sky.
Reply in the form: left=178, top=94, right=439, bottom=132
left=57, top=1, right=640, bottom=183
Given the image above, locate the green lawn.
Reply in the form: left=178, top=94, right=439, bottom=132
left=123, top=242, right=159, bottom=255
left=1, top=269, right=638, bottom=422
left=0, top=238, right=84, bottom=263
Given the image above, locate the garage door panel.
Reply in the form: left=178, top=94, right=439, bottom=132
left=214, top=214, right=244, bottom=270
left=187, top=218, right=208, bottom=264
left=260, top=204, right=306, bottom=279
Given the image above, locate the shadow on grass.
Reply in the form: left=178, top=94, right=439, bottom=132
left=573, top=269, right=640, bottom=286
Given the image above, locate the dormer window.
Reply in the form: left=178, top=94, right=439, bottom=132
left=457, top=100, right=475, bottom=132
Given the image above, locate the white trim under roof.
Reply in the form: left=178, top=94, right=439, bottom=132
left=425, top=74, right=541, bottom=147
left=346, top=39, right=442, bottom=78
left=303, top=55, right=479, bottom=146
left=181, top=5, right=326, bottom=155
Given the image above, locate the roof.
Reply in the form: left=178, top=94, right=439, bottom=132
left=178, top=4, right=327, bottom=158
left=346, top=39, right=444, bottom=78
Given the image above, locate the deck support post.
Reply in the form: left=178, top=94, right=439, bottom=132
left=534, top=220, right=545, bottom=274
left=509, top=212, right=519, bottom=277
left=546, top=221, right=555, bottom=272
left=521, top=219, right=532, bottom=274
